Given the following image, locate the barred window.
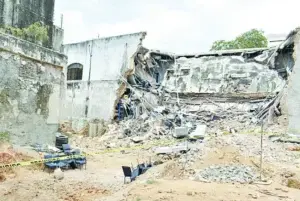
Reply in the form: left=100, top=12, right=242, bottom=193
left=67, top=63, right=83, bottom=80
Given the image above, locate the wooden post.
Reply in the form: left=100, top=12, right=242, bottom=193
left=260, top=120, right=264, bottom=180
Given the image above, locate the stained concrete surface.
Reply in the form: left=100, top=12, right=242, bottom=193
left=163, top=56, right=285, bottom=94
left=0, top=33, right=65, bottom=146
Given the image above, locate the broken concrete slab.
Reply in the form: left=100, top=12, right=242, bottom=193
left=155, top=146, right=173, bottom=154
left=131, top=137, right=143, bottom=143
left=154, top=106, right=166, bottom=113
left=173, top=127, right=189, bottom=138
left=140, top=113, right=149, bottom=121
left=189, top=125, right=207, bottom=139
left=155, top=145, right=189, bottom=154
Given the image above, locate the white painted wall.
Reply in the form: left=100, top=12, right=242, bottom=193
left=63, top=32, right=146, bottom=81
left=62, top=32, right=146, bottom=120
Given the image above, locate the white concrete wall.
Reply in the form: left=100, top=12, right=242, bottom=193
left=63, top=32, right=146, bottom=81
left=64, top=80, right=119, bottom=120
left=62, top=32, right=146, bottom=120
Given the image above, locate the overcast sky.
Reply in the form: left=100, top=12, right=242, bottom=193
left=54, top=0, right=299, bottom=54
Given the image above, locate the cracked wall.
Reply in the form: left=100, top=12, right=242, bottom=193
left=0, top=33, right=66, bottom=145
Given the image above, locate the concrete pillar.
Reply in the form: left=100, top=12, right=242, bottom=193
left=88, top=123, right=97, bottom=137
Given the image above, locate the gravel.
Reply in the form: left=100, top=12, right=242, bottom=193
left=217, top=134, right=300, bottom=166
left=195, top=164, right=258, bottom=183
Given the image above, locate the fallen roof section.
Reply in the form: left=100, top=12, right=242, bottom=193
left=176, top=47, right=272, bottom=58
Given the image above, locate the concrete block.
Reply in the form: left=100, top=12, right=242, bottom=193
left=172, top=145, right=189, bottom=153
left=173, top=127, right=189, bottom=138
left=189, top=125, right=207, bottom=139
left=88, top=123, right=97, bottom=137
left=155, top=146, right=173, bottom=154
left=97, top=122, right=107, bottom=136
left=230, top=73, right=249, bottom=78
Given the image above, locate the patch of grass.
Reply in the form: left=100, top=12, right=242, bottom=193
left=287, top=179, right=300, bottom=189
left=0, top=131, right=10, bottom=142
left=146, top=179, right=157, bottom=185
left=222, top=131, right=231, bottom=135
left=135, top=197, right=142, bottom=201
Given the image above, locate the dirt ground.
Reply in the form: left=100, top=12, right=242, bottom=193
left=1, top=134, right=300, bottom=201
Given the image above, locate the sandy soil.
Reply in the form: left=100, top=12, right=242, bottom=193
left=1, top=135, right=300, bottom=201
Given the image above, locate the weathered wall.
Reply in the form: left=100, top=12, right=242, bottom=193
left=0, top=0, right=14, bottom=25
left=12, top=0, right=54, bottom=28
left=62, top=32, right=146, bottom=121
left=52, top=25, right=64, bottom=52
left=63, top=32, right=146, bottom=81
left=65, top=81, right=119, bottom=120
left=163, top=56, right=285, bottom=94
left=0, top=33, right=67, bottom=145
left=287, top=33, right=300, bottom=136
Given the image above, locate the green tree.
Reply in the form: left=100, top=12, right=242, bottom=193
left=210, top=29, right=268, bottom=51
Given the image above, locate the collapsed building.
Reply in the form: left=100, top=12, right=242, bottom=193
left=62, top=28, right=300, bottom=137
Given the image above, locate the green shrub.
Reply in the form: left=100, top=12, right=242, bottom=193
left=0, top=131, right=10, bottom=142
left=0, top=22, right=48, bottom=44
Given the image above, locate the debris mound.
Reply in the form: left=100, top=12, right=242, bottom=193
left=195, top=164, right=258, bottom=183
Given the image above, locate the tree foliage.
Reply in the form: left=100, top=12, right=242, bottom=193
left=0, top=22, right=49, bottom=44
left=210, top=29, right=268, bottom=51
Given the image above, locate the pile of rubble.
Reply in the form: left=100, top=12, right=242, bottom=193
left=194, top=164, right=258, bottom=183
left=218, top=134, right=300, bottom=166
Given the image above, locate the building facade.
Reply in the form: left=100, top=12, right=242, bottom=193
left=62, top=32, right=146, bottom=121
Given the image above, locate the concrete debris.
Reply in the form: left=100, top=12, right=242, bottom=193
left=155, top=145, right=189, bottom=154
left=106, top=41, right=295, bottom=142
left=173, top=127, right=189, bottom=138
left=194, top=164, right=258, bottom=183
left=88, top=119, right=108, bottom=137
left=140, top=113, right=149, bottom=121
left=154, top=106, right=166, bottom=113
left=189, top=125, right=207, bottom=139
left=217, top=134, right=299, bottom=165
left=54, top=168, right=64, bottom=180
left=131, top=137, right=143, bottom=143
